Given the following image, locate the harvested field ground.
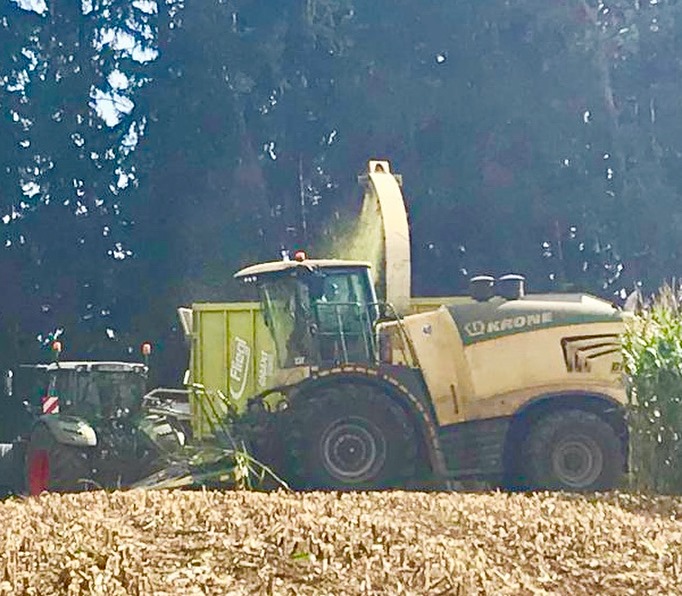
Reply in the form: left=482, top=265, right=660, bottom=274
left=1, top=490, right=681, bottom=595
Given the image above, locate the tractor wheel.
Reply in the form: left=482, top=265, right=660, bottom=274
left=287, top=383, right=418, bottom=490
left=25, top=424, right=93, bottom=495
left=523, top=409, right=624, bottom=492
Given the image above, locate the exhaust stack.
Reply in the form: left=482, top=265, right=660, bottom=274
left=498, top=274, right=526, bottom=300
left=469, top=275, right=496, bottom=301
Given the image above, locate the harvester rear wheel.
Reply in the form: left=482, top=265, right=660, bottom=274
left=523, top=409, right=623, bottom=491
left=288, top=382, right=417, bottom=490
left=26, top=424, right=93, bottom=495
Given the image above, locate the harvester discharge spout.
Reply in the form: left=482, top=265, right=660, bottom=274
left=346, top=160, right=412, bottom=314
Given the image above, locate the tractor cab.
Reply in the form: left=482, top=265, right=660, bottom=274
left=44, top=361, right=148, bottom=420
left=236, top=254, right=379, bottom=368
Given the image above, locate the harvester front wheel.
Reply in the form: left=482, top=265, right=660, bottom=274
left=289, top=383, right=417, bottom=490
left=523, top=409, right=623, bottom=491
left=26, top=424, right=93, bottom=495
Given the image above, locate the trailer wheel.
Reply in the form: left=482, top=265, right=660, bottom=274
left=288, top=383, right=417, bottom=490
left=26, top=425, right=93, bottom=495
left=523, top=410, right=623, bottom=491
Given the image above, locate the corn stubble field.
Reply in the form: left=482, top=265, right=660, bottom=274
left=1, top=489, right=681, bottom=595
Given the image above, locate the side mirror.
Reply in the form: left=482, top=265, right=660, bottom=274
left=377, top=303, right=398, bottom=321
left=3, top=370, right=13, bottom=398
left=308, top=276, right=325, bottom=301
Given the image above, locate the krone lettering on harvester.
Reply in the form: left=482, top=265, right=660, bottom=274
left=464, top=312, right=553, bottom=337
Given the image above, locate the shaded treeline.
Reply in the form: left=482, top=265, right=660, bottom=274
left=2, top=0, right=682, bottom=382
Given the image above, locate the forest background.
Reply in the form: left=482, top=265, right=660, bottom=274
left=1, top=0, right=680, bottom=384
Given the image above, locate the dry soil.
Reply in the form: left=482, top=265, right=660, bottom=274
left=1, top=489, right=681, bottom=595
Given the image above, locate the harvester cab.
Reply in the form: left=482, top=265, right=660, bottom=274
left=236, top=252, right=380, bottom=369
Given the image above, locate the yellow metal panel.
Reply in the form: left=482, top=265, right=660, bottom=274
left=400, top=307, right=473, bottom=425
left=464, top=381, right=626, bottom=422
left=366, top=168, right=411, bottom=314
left=400, top=308, right=626, bottom=427
left=463, top=321, right=624, bottom=403
left=336, top=160, right=412, bottom=314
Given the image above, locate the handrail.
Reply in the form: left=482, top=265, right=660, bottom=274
left=376, top=301, right=420, bottom=369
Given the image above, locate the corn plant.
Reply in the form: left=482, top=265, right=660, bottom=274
left=135, top=384, right=290, bottom=491
left=183, top=384, right=290, bottom=491
left=622, top=283, right=682, bottom=493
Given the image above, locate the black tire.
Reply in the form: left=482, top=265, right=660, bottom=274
left=523, top=409, right=624, bottom=491
left=25, top=424, right=93, bottom=495
left=287, top=382, right=418, bottom=490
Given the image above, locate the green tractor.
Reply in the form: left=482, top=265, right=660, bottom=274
left=1, top=345, right=186, bottom=495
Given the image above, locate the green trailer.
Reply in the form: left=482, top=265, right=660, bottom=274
left=185, top=302, right=276, bottom=438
